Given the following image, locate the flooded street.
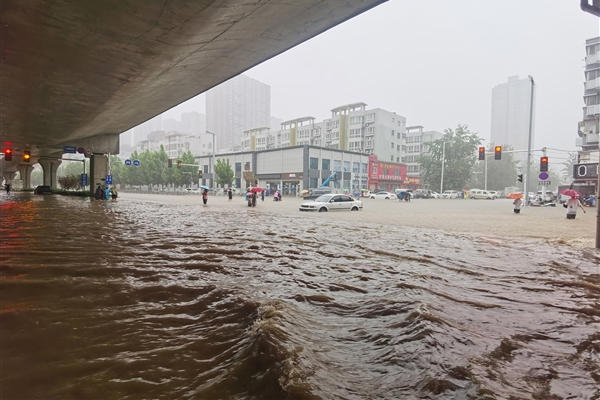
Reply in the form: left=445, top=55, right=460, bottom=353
left=1, top=192, right=599, bottom=399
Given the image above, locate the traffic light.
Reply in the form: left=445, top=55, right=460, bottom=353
left=478, top=147, right=485, bottom=160
left=177, top=160, right=182, bottom=168
left=168, top=158, right=173, bottom=168
left=540, top=156, right=548, bottom=172
left=517, top=174, right=523, bottom=183
left=198, top=171, right=203, bottom=179
left=3, top=147, right=12, bottom=161
left=494, top=145, right=502, bottom=160
left=23, top=150, right=31, bottom=162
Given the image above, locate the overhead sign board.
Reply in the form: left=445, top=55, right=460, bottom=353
left=63, top=145, right=77, bottom=153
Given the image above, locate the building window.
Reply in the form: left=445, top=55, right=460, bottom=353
left=343, top=161, right=350, bottom=172
left=383, top=168, right=388, bottom=175
left=322, top=158, right=330, bottom=171
left=361, top=163, right=368, bottom=173
left=352, top=162, right=360, bottom=173
left=310, top=157, right=319, bottom=169
left=333, top=160, right=342, bottom=172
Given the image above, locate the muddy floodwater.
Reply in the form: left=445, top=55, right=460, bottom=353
left=1, top=193, right=599, bottom=399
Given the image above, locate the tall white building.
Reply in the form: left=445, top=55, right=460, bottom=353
left=206, top=74, right=270, bottom=152
left=490, top=75, right=535, bottom=164
left=575, top=36, right=599, bottom=193
left=403, top=126, right=443, bottom=178
left=578, top=37, right=600, bottom=161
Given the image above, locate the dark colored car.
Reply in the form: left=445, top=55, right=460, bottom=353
left=34, top=185, right=52, bottom=195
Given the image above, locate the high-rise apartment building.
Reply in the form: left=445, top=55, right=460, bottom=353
left=490, top=75, right=535, bottom=164
left=206, top=74, right=270, bottom=152
left=403, top=126, right=443, bottom=178
left=574, top=36, right=599, bottom=193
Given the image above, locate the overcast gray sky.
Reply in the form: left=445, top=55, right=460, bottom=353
left=164, top=0, right=599, bottom=154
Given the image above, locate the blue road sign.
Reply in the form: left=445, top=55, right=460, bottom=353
left=77, top=147, right=85, bottom=154
left=133, top=159, right=140, bottom=166
left=539, top=172, right=549, bottom=180
left=63, top=145, right=77, bottom=153
left=124, top=159, right=132, bottom=166
left=81, top=173, right=88, bottom=186
left=105, top=175, right=112, bottom=185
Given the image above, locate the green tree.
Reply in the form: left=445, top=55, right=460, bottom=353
left=469, top=145, right=519, bottom=190
left=214, top=159, right=234, bottom=187
left=420, top=125, right=482, bottom=192
left=57, top=159, right=88, bottom=177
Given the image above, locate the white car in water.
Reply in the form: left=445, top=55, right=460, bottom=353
left=370, top=191, right=395, bottom=199
left=299, top=194, right=362, bottom=212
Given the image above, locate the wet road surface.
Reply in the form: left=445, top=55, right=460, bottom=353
left=1, top=193, right=599, bottom=399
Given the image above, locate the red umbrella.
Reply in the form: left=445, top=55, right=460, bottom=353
left=506, top=192, right=523, bottom=199
left=560, top=189, right=581, bottom=198
left=249, top=187, right=263, bottom=193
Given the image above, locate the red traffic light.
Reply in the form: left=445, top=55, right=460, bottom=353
left=3, top=147, right=13, bottom=161
left=478, top=147, right=485, bottom=160
left=540, top=156, right=548, bottom=172
left=168, top=158, right=173, bottom=168
left=494, top=146, right=502, bottom=160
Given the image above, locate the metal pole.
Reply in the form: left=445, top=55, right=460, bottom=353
left=596, top=140, right=600, bottom=249
left=525, top=76, right=535, bottom=206
left=484, top=153, right=488, bottom=191
left=440, top=141, right=446, bottom=193
left=206, top=130, right=216, bottom=188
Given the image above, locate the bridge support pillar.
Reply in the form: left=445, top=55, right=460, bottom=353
left=90, top=154, right=109, bottom=195
left=38, top=158, right=62, bottom=189
left=18, top=165, right=33, bottom=189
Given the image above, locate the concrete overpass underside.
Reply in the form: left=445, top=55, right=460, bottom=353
left=0, top=0, right=385, bottom=190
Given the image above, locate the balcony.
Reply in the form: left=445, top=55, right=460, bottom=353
left=576, top=133, right=600, bottom=149
left=585, top=104, right=600, bottom=117
left=586, top=52, right=600, bottom=65
left=584, top=77, right=600, bottom=91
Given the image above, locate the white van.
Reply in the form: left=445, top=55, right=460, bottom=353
left=469, top=189, right=496, bottom=199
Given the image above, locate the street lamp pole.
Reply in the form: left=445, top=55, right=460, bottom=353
left=525, top=75, right=535, bottom=206
left=206, top=130, right=216, bottom=188
left=440, top=141, right=446, bottom=194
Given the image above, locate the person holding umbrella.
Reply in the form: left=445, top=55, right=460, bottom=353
left=562, top=189, right=585, bottom=220
left=507, top=192, right=523, bottom=214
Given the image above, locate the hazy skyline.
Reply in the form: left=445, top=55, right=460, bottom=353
left=161, top=0, right=598, bottom=160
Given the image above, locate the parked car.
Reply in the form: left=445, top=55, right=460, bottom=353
left=441, top=190, right=460, bottom=199
left=487, top=190, right=501, bottom=198
left=430, top=191, right=441, bottom=199
left=370, top=191, right=395, bottom=199
left=412, top=189, right=431, bottom=199
left=303, top=187, right=332, bottom=200
left=299, top=194, right=362, bottom=212
left=34, top=185, right=52, bottom=195
left=469, top=189, right=496, bottom=199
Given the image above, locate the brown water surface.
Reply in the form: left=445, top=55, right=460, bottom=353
left=1, top=193, right=599, bottom=399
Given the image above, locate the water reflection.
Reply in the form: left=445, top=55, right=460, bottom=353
left=1, top=193, right=599, bottom=399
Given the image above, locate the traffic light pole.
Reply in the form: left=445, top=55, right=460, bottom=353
left=597, top=141, right=600, bottom=249
left=525, top=76, right=535, bottom=206
left=484, top=155, right=488, bottom=190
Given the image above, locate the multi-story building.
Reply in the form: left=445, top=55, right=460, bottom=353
left=241, top=127, right=274, bottom=151
left=575, top=36, right=600, bottom=193
left=240, top=103, right=406, bottom=162
left=195, top=145, right=370, bottom=195
left=490, top=75, right=535, bottom=165
left=133, top=130, right=213, bottom=158
left=321, top=103, right=406, bottom=163
left=206, top=74, right=270, bottom=152
left=403, top=125, right=443, bottom=180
